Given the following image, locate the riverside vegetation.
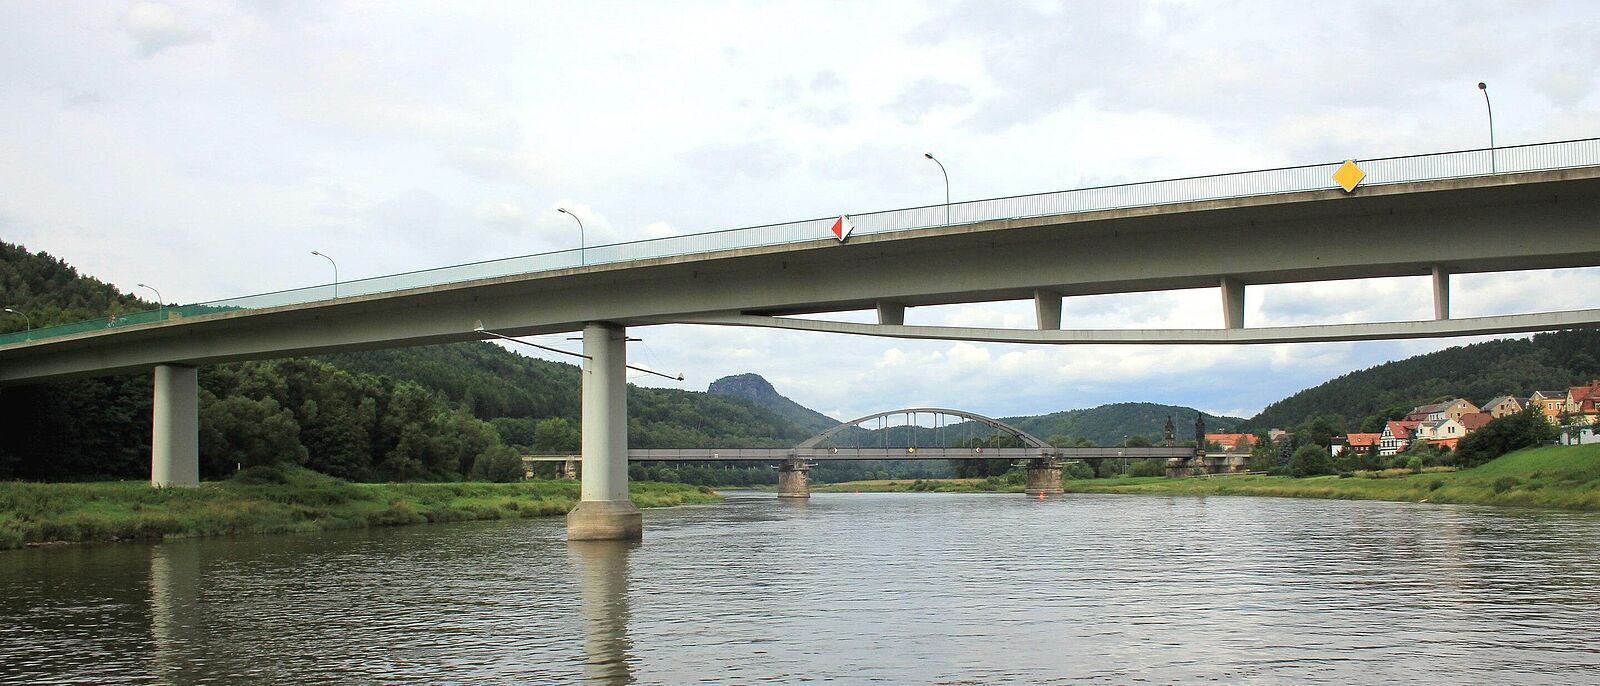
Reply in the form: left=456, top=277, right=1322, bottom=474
left=0, top=465, right=720, bottom=550
left=818, top=444, right=1600, bottom=512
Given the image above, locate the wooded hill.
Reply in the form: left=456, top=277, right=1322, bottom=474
left=1246, top=329, right=1600, bottom=432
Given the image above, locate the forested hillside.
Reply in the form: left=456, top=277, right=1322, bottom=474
left=1007, top=403, right=1245, bottom=446
left=708, top=373, right=837, bottom=433
left=1247, top=329, right=1600, bottom=432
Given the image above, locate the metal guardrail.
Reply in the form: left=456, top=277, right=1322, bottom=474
left=5, top=138, right=1599, bottom=348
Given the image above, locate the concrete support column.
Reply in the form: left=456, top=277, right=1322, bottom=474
left=1034, top=290, right=1062, bottom=330
left=1432, top=265, right=1451, bottom=320
left=1220, top=277, right=1245, bottom=329
left=567, top=322, right=643, bottom=541
left=1023, top=459, right=1064, bottom=497
left=560, top=459, right=578, bottom=480
left=876, top=301, right=906, bottom=326
left=777, top=459, right=811, bottom=499
left=151, top=364, right=199, bottom=488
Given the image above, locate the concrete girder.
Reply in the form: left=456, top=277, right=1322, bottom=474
left=5, top=168, right=1600, bottom=385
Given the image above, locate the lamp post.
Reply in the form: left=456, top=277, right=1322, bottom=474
left=310, top=251, right=339, bottom=298
left=136, top=283, right=165, bottom=319
left=1478, top=82, right=1496, bottom=173
left=557, top=208, right=586, bottom=265
left=924, top=152, right=950, bottom=225
left=3, top=307, right=30, bottom=336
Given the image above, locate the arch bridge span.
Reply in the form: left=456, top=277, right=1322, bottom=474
left=523, top=407, right=1196, bottom=463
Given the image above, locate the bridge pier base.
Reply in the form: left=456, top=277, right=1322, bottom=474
left=1024, top=459, right=1063, bottom=497
left=568, top=322, right=642, bottom=541
left=151, top=364, right=199, bottom=488
left=777, top=459, right=811, bottom=499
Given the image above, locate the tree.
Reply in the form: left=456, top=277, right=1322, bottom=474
left=533, top=417, right=581, bottom=453
left=1454, top=406, right=1559, bottom=468
left=470, top=444, right=526, bottom=482
left=1286, top=444, right=1335, bottom=478
left=199, top=393, right=308, bottom=475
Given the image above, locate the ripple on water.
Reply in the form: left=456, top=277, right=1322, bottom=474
left=3, top=493, right=1600, bottom=684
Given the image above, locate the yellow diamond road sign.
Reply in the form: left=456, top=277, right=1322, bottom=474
left=1333, top=159, right=1366, bottom=193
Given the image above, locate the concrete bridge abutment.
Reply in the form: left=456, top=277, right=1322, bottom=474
left=777, top=459, right=811, bottom=499
left=1023, top=459, right=1063, bottom=497
left=566, top=322, right=643, bottom=541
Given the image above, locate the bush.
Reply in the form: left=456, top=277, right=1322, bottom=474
left=1456, top=407, right=1559, bottom=468
left=1127, top=459, right=1167, bottom=477
left=1287, top=445, right=1335, bottom=478
left=1405, top=455, right=1424, bottom=473
left=1492, top=476, right=1520, bottom=494
left=1062, top=461, right=1095, bottom=480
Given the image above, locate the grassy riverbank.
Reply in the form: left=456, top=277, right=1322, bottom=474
left=815, top=445, right=1600, bottom=511
left=0, top=466, right=721, bottom=550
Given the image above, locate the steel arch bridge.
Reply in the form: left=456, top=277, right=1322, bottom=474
left=524, top=407, right=1195, bottom=463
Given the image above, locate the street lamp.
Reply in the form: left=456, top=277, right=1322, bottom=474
left=310, top=251, right=339, bottom=298
left=136, top=283, right=164, bottom=319
left=3, top=307, right=31, bottom=335
left=1478, top=82, right=1496, bottom=173
left=557, top=208, right=586, bottom=265
left=924, top=152, right=950, bottom=225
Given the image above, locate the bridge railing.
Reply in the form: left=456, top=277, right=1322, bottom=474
left=6, top=138, right=1600, bottom=348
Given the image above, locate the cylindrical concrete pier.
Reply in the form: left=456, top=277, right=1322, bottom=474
left=1023, top=460, right=1063, bottom=497
left=151, top=364, right=199, bottom=488
left=777, top=459, right=811, bottom=499
left=568, top=322, right=643, bottom=541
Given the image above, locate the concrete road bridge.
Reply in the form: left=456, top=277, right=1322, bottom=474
left=4, top=139, right=1600, bottom=540
left=522, top=407, right=1203, bottom=498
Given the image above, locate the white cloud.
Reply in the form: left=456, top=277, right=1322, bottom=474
left=120, top=2, right=210, bottom=57
left=4, top=0, right=1599, bottom=424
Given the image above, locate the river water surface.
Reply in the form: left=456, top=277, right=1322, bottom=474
left=4, top=492, right=1600, bottom=684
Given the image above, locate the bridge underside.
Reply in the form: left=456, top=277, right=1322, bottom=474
left=4, top=167, right=1600, bottom=384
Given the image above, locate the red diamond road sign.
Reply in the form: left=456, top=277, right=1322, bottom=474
left=831, top=215, right=854, bottom=242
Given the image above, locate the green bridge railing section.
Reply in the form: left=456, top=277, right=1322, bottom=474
left=4, top=138, right=1599, bottom=348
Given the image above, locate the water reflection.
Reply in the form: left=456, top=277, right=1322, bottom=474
left=570, top=540, right=637, bottom=685
left=147, top=542, right=200, bottom=684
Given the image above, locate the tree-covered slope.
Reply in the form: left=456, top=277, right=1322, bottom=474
left=707, top=373, right=837, bottom=433
left=1006, top=403, right=1245, bottom=446
left=1246, top=330, right=1600, bottom=432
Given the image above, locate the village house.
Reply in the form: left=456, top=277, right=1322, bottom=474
left=1404, top=399, right=1480, bottom=422
left=1481, top=395, right=1524, bottom=418
left=1417, top=417, right=1466, bottom=441
left=1563, top=380, right=1600, bottom=424
left=1334, top=432, right=1381, bottom=456
left=1379, top=420, right=1422, bottom=456
left=1203, top=433, right=1257, bottom=452
left=1530, top=390, right=1568, bottom=422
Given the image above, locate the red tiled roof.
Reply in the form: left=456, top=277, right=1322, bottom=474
left=1345, top=433, right=1381, bottom=447
left=1458, top=412, right=1494, bottom=431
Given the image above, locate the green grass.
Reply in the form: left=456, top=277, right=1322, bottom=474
left=1060, top=444, right=1600, bottom=510
left=0, top=466, right=721, bottom=550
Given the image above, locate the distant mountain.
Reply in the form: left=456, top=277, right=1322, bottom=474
left=1005, top=403, right=1245, bottom=446
left=708, top=373, right=837, bottom=434
left=1246, top=329, right=1600, bottom=432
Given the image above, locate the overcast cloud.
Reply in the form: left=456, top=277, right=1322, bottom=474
left=2, top=1, right=1598, bottom=422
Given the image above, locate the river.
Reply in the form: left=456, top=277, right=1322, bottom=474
left=4, top=492, right=1600, bottom=684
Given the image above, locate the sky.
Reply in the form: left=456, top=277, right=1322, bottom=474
left=3, top=1, right=1599, bottom=422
